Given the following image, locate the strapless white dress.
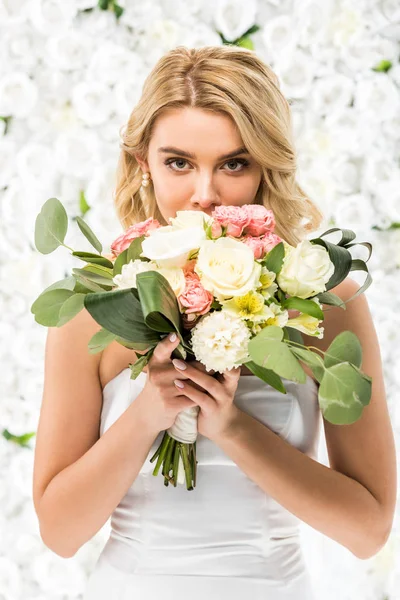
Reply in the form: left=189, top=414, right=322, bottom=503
left=84, top=368, right=321, bottom=600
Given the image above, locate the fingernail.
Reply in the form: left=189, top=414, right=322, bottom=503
left=169, top=332, right=177, bottom=342
left=174, top=379, right=185, bottom=388
left=172, top=358, right=187, bottom=370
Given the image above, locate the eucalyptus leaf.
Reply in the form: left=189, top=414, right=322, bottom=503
left=72, top=251, right=114, bottom=269
left=262, top=242, right=285, bottom=274
left=289, top=346, right=325, bottom=383
left=31, top=289, right=74, bottom=326
left=244, top=360, right=287, bottom=393
left=324, top=331, right=362, bottom=369
left=282, top=296, right=324, bottom=320
left=57, top=293, right=86, bottom=326
left=248, top=337, right=307, bottom=383
left=88, top=328, right=118, bottom=354
left=283, top=326, right=304, bottom=346
left=115, top=338, right=153, bottom=351
left=83, top=288, right=160, bottom=344
left=34, top=197, right=68, bottom=254
left=75, top=215, right=102, bottom=254
left=318, top=362, right=371, bottom=425
left=250, top=324, right=284, bottom=343
left=40, top=275, right=76, bottom=295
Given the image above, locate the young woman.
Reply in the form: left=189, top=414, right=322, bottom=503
left=33, top=45, right=396, bottom=600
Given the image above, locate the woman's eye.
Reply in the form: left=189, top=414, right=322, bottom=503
left=164, top=158, right=249, bottom=172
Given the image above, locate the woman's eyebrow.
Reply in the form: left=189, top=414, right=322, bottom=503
left=157, top=146, right=249, bottom=160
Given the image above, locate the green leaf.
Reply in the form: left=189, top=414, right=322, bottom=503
left=317, top=227, right=357, bottom=247
left=318, top=363, right=371, bottom=425
left=236, top=36, right=254, bottom=50
left=83, top=287, right=160, bottom=344
left=283, top=326, right=304, bottom=346
left=72, top=266, right=114, bottom=288
left=72, top=271, right=106, bottom=292
left=244, top=360, right=287, bottom=393
left=282, top=296, right=324, bottom=320
left=57, top=293, right=86, bottom=326
left=31, top=289, right=74, bottom=326
left=129, top=347, right=155, bottom=379
left=79, top=190, right=90, bottom=216
left=88, top=328, right=118, bottom=354
left=348, top=258, right=373, bottom=297
left=309, top=238, right=352, bottom=290
left=34, top=197, right=68, bottom=254
left=324, top=331, right=362, bottom=369
left=127, top=235, right=147, bottom=263
left=113, top=248, right=128, bottom=276
left=251, top=324, right=284, bottom=343
left=313, top=291, right=346, bottom=309
left=262, top=242, right=285, bottom=274
left=136, top=270, right=183, bottom=335
left=372, top=59, right=392, bottom=73
left=2, top=429, right=36, bottom=447
left=289, top=346, right=325, bottom=383
left=248, top=336, right=307, bottom=383
left=72, top=251, right=114, bottom=268
left=75, top=215, right=102, bottom=254
left=115, top=338, right=154, bottom=351
left=39, top=275, right=76, bottom=295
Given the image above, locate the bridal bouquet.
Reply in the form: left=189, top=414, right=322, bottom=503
left=32, top=198, right=373, bottom=490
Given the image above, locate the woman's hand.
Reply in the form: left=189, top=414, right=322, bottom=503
left=172, top=358, right=242, bottom=441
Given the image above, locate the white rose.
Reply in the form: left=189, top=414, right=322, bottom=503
left=156, top=266, right=186, bottom=297
left=169, top=210, right=212, bottom=230
left=194, top=237, right=261, bottom=301
left=140, top=225, right=206, bottom=268
left=112, top=259, right=157, bottom=289
left=277, top=240, right=334, bottom=299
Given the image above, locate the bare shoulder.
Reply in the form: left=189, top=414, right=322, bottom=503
left=33, top=307, right=104, bottom=516
left=304, top=277, right=397, bottom=542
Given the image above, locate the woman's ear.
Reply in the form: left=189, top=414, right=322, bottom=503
left=135, top=154, right=149, bottom=172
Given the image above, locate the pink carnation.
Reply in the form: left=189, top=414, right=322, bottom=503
left=262, top=231, right=282, bottom=253
left=242, top=204, right=276, bottom=236
left=178, top=272, right=213, bottom=316
left=111, top=218, right=161, bottom=256
left=241, top=235, right=267, bottom=260
left=211, top=205, right=250, bottom=238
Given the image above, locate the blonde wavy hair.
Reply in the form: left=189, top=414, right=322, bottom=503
left=114, top=45, right=323, bottom=246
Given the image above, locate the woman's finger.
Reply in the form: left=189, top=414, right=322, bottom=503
left=172, top=359, right=222, bottom=399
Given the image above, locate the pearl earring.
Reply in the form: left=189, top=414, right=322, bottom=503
left=141, top=171, right=151, bottom=188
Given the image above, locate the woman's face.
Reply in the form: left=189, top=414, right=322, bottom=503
left=135, top=107, right=263, bottom=223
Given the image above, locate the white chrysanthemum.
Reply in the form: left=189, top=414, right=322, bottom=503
left=112, top=259, right=157, bottom=289
left=191, top=310, right=251, bottom=373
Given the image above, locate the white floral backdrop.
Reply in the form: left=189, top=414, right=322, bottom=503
left=0, top=0, right=399, bottom=598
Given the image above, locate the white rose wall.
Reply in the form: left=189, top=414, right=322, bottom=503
left=0, top=0, right=399, bottom=598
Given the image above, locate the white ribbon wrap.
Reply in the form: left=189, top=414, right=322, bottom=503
left=167, top=405, right=200, bottom=443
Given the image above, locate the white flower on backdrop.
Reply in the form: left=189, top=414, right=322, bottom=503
left=0, top=0, right=399, bottom=598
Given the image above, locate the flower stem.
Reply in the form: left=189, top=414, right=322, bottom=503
left=150, top=433, right=196, bottom=490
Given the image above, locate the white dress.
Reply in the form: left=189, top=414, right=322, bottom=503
left=84, top=368, right=321, bottom=600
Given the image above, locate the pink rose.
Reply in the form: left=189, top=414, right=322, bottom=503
left=262, top=231, right=282, bottom=253
left=241, top=235, right=267, bottom=260
left=211, top=221, right=223, bottom=239
left=211, top=205, right=250, bottom=237
left=242, top=204, right=276, bottom=236
left=111, top=218, right=161, bottom=256
left=178, top=272, right=213, bottom=315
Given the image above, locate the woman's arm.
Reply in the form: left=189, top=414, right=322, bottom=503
left=212, top=277, right=397, bottom=560
left=33, top=309, right=160, bottom=559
